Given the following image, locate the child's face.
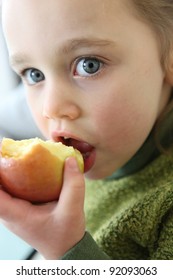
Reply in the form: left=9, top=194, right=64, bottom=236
left=2, top=0, right=172, bottom=179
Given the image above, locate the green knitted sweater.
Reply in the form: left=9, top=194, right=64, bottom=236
left=62, top=148, right=173, bottom=260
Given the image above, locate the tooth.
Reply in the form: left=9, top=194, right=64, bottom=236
left=64, top=136, right=70, bottom=139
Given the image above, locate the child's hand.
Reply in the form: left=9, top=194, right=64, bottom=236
left=0, top=157, right=85, bottom=259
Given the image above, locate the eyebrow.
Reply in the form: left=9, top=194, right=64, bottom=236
left=9, top=54, right=31, bottom=68
left=61, top=38, right=115, bottom=54
left=9, top=38, right=114, bottom=68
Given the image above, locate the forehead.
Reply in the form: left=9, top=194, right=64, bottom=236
left=2, top=0, right=157, bottom=65
left=2, top=0, right=132, bottom=30
left=2, top=0, right=128, bottom=50
left=2, top=0, right=139, bottom=43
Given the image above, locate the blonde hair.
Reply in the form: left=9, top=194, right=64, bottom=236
left=131, top=0, right=173, bottom=151
left=131, top=0, right=173, bottom=70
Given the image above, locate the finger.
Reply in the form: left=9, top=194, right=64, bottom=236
left=0, top=188, right=30, bottom=221
left=58, top=157, right=85, bottom=214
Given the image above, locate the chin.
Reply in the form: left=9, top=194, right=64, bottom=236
left=85, top=161, right=120, bottom=180
left=85, top=168, right=109, bottom=180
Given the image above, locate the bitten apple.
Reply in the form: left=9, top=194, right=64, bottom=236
left=0, top=137, right=84, bottom=203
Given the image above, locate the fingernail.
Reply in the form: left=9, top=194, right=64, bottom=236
left=67, top=157, right=79, bottom=171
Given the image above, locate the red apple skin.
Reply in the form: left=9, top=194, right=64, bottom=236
left=0, top=144, right=64, bottom=203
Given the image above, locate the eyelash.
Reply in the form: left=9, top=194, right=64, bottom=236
left=19, top=68, right=45, bottom=85
left=73, top=56, right=105, bottom=78
left=19, top=56, right=106, bottom=85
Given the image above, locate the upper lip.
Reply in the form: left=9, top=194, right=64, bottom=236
left=51, top=130, right=83, bottom=144
left=51, top=130, right=95, bottom=153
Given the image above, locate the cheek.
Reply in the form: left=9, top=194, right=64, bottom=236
left=92, top=91, right=157, bottom=155
left=93, top=65, right=166, bottom=151
left=95, top=102, right=137, bottom=144
left=26, top=93, right=49, bottom=138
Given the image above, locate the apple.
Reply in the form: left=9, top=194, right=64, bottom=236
left=0, top=137, right=84, bottom=203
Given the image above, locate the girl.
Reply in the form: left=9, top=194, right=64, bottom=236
left=1, top=0, right=173, bottom=259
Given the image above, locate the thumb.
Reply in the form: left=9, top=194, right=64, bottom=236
left=58, top=157, right=85, bottom=213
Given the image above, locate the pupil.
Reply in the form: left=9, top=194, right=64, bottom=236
left=89, top=63, right=94, bottom=68
left=31, top=70, right=43, bottom=82
left=83, top=59, right=100, bottom=74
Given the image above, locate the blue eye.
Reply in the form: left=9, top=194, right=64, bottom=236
left=23, top=68, right=45, bottom=85
left=75, top=58, right=102, bottom=77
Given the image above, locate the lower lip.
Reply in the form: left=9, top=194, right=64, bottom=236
left=83, top=149, right=96, bottom=173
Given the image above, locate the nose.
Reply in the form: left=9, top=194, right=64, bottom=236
left=42, top=81, right=81, bottom=121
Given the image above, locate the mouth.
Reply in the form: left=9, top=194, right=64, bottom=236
left=56, top=136, right=96, bottom=173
